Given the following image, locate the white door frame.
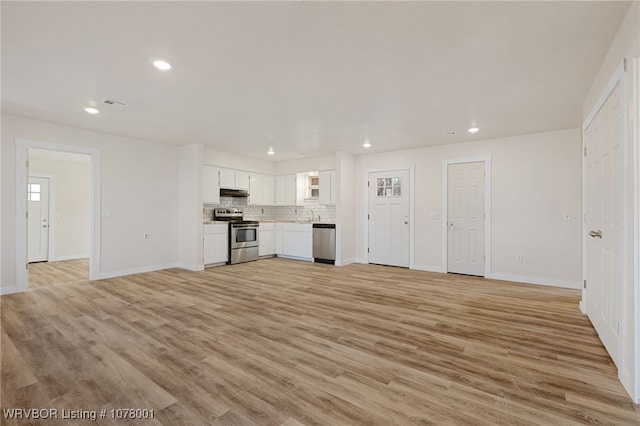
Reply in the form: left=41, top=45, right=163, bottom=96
left=28, top=173, right=56, bottom=263
left=441, top=156, right=492, bottom=275
left=633, top=56, right=640, bottom=404
left=16, top=139, right=101, bottom=292
left=363, top=165, right=415, bottom=268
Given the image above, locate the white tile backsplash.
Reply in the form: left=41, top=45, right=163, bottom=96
left=204, top=197, right=336, bottom=223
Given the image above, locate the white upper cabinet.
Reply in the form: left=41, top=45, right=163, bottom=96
left=219, top=168, right=250, bottom=190
left=275, top=174, right=297, bottom=205
left=319, top=170, right=336, bottom=205
left=203, top=165, right=220, bottom=205
left=249, top=174, right=275, bottom=205
left=235, top=171, right=250, bottom=190
left=249, top=174, right=263, bottom=205
left=262, top=175, right=275, bottom=205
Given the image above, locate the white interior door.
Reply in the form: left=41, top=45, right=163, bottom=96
left=447, top=162, right=485, bottom=276
left=368, top=170, right=410, bottom=267
left=584, top=83, right=622, bottom=366
left=28, top=176, right=50, bottom=263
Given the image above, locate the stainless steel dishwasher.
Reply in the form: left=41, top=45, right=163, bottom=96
left=313, top=223, right=336, bottom=264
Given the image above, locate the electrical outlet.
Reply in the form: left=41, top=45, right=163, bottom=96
left=430, top=211, right=440, bottom=219
left=515, top=254, right=523, bottom=264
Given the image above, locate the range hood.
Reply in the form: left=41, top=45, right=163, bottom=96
left=220, top=188, right=249, bottom=197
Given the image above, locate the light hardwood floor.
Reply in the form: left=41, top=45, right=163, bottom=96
left=2, top=258, right=639, bottom=425
left=28, top=258, right=89, bottom=289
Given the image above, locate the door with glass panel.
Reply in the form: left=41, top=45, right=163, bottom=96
left=28, top=176, right=50, bottom=263
left=368, top=170, right=410, bottom=267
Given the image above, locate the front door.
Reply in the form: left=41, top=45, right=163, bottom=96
left=447, top=162, right=485, bottom=276
left=368, top=170, right=410, bottom=267
left=584, top=82, right=622, bottom=366
left=28, top=176, right=50, bottom=263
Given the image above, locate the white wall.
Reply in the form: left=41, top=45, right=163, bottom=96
left=2, top=114, right=180, bottom=292
left=29, top=154, right=90, bottom=261
left=204, top=148, right=275, bottom=175
left=582, top=1, right=639, bottom=403
left=178, top=144, right=204, bottom=270
left=354, top=128, right=582, bottom=288
left=336, top=151, right=356, bottom=265
left=275, top=154, right=336, bottom=175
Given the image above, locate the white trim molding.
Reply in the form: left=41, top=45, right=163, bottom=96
left=363, top=165, right=416, bottom=269
left=441, top=156, right=493, bottom=277
left=15, top=139, right=101, bottom=292
left=486, top=273, right=581, bottom=290
left=96, top=263, right=180, bottom=280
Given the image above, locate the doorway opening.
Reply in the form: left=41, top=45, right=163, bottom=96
left=442, top=156, right=492, bottom=277
left=15, top=139, right=101, bottom=292
left=27, top=149, right=91, bottom=289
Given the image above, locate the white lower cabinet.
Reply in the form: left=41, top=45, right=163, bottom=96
left=203, top=224, right=228, bottom=265
left=259, top=222, right=275, bottom=257
left=280, top=223, right=313, bottom=261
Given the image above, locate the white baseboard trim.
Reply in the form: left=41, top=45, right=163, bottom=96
left=356, top=257, right=368, bottom=264
left=335, top=258, right=356, bottom=266
left=412, top=264, right=446, bottom=273
left=579, top=300, right=586, bottom=314
left=0, top=286, right=18, bottom=296
left=96, top=263, right=180, bottom=280
left=176, top=263, right=205, bottom=272
left=486, top=273, right=581, bottom=289
left=277, top=255, right=313, bottom=262
left=49, top=254, right=89, bottom=262
left=619, top=368, right=638, bottom=403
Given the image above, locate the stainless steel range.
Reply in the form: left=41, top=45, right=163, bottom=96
left=213, top=208, right=259, bottom=264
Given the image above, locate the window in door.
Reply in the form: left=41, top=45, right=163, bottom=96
left=28, top=183, right=41, bottom=201
left=376, top=177, right=402, bottom=197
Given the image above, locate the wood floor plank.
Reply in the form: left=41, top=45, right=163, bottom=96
left=2, top=258, right=639, bottom=425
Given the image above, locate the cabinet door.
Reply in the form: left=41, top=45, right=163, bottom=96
left=262, top=175, right=275, bottom=205
left=282, top=231, right=312, bottom=258
left=249, top=174, right=262, bottom=205
left=284, top=175, right=297, bottom=205
left=204, top=233, right=228, bottom=264
left=219, top=168, right=235, bottom=189
left=259, top=230, right=275, bottom=256
left=203, top=165, right=220, bottom=204
left=319, top=170, right=333, bottom=205
left=235, top=171, right=250, bottom=190
left=275, top=175, right=287, bottom=205
left=275, top=223, right=283, bottom=254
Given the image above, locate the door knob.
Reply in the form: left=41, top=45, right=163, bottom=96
left=404, top=221, right=408, bottom=224
left=448, top=222, right=454, bottom=227
left=589, top=230, right=602, bottom=238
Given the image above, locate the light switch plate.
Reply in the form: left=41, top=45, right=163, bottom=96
left=431, top=211, right=440, bottom=219
left=101, top=209, right=111, bottom=218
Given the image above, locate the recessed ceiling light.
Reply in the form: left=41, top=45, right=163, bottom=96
left=468, top=127, right=480, bottom=134
left=152, top=59, right=172, bottom=71
left=267, top=148, right=275, bottom=156
left=84, top=107, right=100, bottom=114
left=362, top=139, right=372, bottom=148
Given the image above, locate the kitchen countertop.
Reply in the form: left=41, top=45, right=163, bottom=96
left=203, top=220, right=229, bottom=225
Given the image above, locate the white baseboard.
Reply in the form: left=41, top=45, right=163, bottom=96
left=49, top=254, right=89, bottom=262
left=0, top=286, right=18, bottom=296
left=176, top=263, right=205, bottom=272
left=356, top=257, right=368, bottom=264
left=96, top=263, right=180, bottom=280
left=277, top=255, right=313, bottom=262
left=486, top=273, right=581, bottom=289
left=619, top=368, right=638, bottom=404
left=335, top=258, right=356, bottom=266
left=579, top=300, right=586, bottom=314
left=411, top=264, right=446, bottom=273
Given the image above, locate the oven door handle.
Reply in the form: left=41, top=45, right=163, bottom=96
left=232, top=224, right=258, bottom=229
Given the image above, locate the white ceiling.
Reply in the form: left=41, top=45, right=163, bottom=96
left=2, top=1, right=630, bottom=161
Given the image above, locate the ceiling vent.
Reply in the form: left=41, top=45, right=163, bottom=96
left=102, top=98, right=128, bottom=108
